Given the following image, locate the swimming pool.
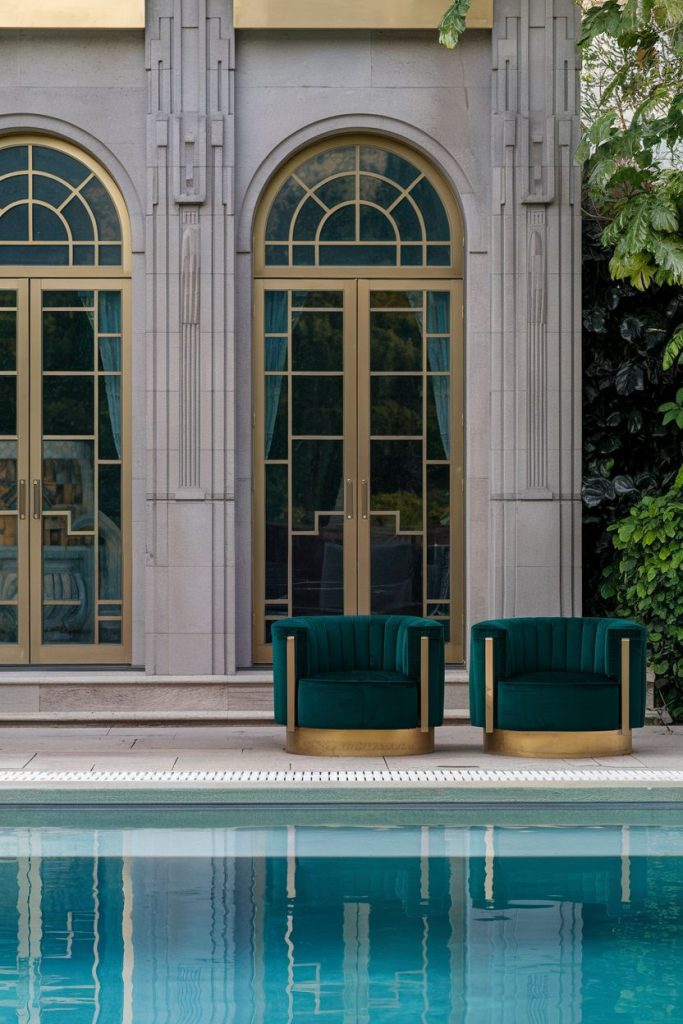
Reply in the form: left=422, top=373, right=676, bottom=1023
left=0, top=807, right=681, bottom=1023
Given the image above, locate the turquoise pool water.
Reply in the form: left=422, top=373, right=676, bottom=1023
left=0, top=813, right=681, bottom=1023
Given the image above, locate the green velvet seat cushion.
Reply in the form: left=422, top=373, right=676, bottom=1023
left=297, top=670, right=418, bottom=730
left=497, top=675, right=620, bottom=732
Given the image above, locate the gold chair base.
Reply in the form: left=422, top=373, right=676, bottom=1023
left=286, top=727, right=435, bottom=757
left=484, top=728, right=632, bottom=758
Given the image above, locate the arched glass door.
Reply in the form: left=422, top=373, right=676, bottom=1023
left=0, top=138, right=130, bottom=664
left=253, top=139, right=464, bottom=663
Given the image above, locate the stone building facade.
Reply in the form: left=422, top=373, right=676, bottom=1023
left=0, top=0, right=581, bottom=715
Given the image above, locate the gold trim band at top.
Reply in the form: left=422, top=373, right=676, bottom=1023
left=287, top=727, right=435, bottom=757
left=234, top=0, right=493, bottom=30
left=484, top=729, right=633, bottom=759
left=1, top=1, right=143, bottom=28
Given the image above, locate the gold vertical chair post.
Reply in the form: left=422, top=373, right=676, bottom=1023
left=420, top=636, right=429, bottom=733
left=485, top=636, right=494, bottom=734
left=621, top=637, right=630, bottom=736
left=286, top=635, right=296, bottom=734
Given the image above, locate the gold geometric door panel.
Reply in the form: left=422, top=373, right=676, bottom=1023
left=253, top=137, right=465, bottom=664
left=0, top=280, right=130, bottom=664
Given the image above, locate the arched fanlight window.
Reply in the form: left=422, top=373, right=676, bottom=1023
left=0, top=141, right=123, bottom=267
left=262, top=142, right=454, bottom=270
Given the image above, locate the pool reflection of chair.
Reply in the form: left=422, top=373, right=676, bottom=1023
left=272, top=615, right=445, bottom=755
left=469, top=617, right=647, bottom=757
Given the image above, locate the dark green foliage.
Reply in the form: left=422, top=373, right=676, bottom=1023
left=582, top=217, right=683, bottom=622
left=600, top=469, right=683, bottom=721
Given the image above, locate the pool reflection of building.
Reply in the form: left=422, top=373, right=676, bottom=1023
left=0, top=827, right=654, bottom=1023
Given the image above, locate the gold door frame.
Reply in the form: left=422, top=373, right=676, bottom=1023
left=28, top=279, right=132, bottom=665
left=252, top=280, right=358, bottom=663
left=0, top=134, right=132, bottom=665
left=253, top=135, right=465, bottom=664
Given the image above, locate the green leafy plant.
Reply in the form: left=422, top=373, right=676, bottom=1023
left=601, top=467, right=683, bottom=721
left=660, top=388, right=683, bottom=430
left=438, top=0, right=473, bottom=49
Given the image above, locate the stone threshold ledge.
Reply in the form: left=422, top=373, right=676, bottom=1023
left=0, top=669, right=470, bottom=685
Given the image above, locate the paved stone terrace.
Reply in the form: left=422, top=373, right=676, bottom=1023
left=0, top=725, right=679, bottom=785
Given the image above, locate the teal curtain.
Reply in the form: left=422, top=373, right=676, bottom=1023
left=427, top=292, right=450, bottom=459
left=98, top=292, right=122, bottom=459
left=265, top=292, right=288, bottom=459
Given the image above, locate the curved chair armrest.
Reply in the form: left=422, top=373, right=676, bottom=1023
left=469, top=622, right=511, bottom=730
left=397, top=618, right=445, bottom=729
left=602, top=620, right=648, bottom=729
left=271, top=620, right=313, bottom=728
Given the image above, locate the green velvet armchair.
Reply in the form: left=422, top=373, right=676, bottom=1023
left=272, top=616, right=445, bottom=755
left=470, top=617, right=647, bottom=757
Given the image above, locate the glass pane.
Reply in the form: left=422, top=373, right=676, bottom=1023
left=372, top=291, right=422, bottom=309
left=43, top=377, right=94, bottom=435
left=292, top=245, right=315, bottom=266
left=293, top=197, right=325, bottom=241
left=0, top=605, right=17, bottom=645
left=43, top=441, right=95, bottom=522
left=265, top=337, right=286, bottom=371
left=264, top=291, right=287, bottom=334
left=0, top=291, right=15, bottom=307
left=292, top=311, right=343, bottom=372
left=73, top=244, right=95, bottom=265
left=0, top=378, right=16, bottom=435
left=98, top=620, right=121, bottom=644
left=296, top=147, right=355, bottom=188
left=32, top=175, right=70, bottom=207
left=427, top=337, right=449, bottom=371
left=98, top=337, right=121, bottom=372
left=291, top=291, right=343, bottom=309
left=0, top=206, right=29, bottom=241
left=370, top=515, right=422, bottom=617
left=410, top=178, right=450, bottom=241
left=82, top=178, right=121, bottom=240
left=319, top=244, right=396, bottom=266
left=0, top=176, right=28, bottom=205
left=401, top=245, right=423, bottom=266
left=293, top=514, right=344, bottom=616
left=265, top=244, right=288, bottom=266
left=427, top=377, right=450, bottom=460
left=371, top=377, right=422, bottom=436
left=359, top=206, right=395, bottom=242
left=0, top=310, right=16, bottom=371
left=99, top=245, right=122, bottom=266
left=99, top=377, right=121, bottom=459
left=264, top=377, right=287, bottom=460
left=33, top=206, right=67, bottom=242
left=291, top=440, right=342, bottom=530
left=427, top=292, right=450, bottom=334
left=0, top=146, right=28, bottom=175
left=359, top=147, right=421, bottom=189
left=392, top=198, right=423, bottom=242
left=42, top=525, right=95, bottom=645
left=292, top=377, right=343, bottom=436
left=62, top=196, right=95, bottom=240
left=0, top=442, right=17, bottom=510
left=43, top=291, right=94, bottom=308
left=33, top=146, right=89, bottom=188
left=427, top=245, right=451, bottom=266
left=98, top=603, right=121, bottom=616
left=0, top=244, right=68, bottom=265
left=266, top=178, right=305, bottom=241
left=98, top=291, right=122, bottom=333
left=359, top=176, right=401, bottom=208
left=0, top=516, right=18, bottom=608
left=43, top=310, right=94, bottom=371
left=99, top=464, right=122, bottom=601
left=319, top=206, right=355, bottom=242
left=371, top=440, right=422, bottom=530
left=427, top=465, right=450, bottom=601
left=265, top=464, right=288, bottom=602
left=315, top=176, right=355, bottom=207
left=371, top=311, right=422, bottom=372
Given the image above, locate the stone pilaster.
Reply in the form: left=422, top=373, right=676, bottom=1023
left=146, top=0, right=235, bottom=673
left=490, top=0, right=582, bottom=616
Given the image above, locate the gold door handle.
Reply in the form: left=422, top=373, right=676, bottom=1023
left=32, top=480, right=41, bottom=520
left=18, top=480, right=26, bottom=520
left=345, top=479, right=354, bottom=520
left=361, top=479, right=369, bottom=520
